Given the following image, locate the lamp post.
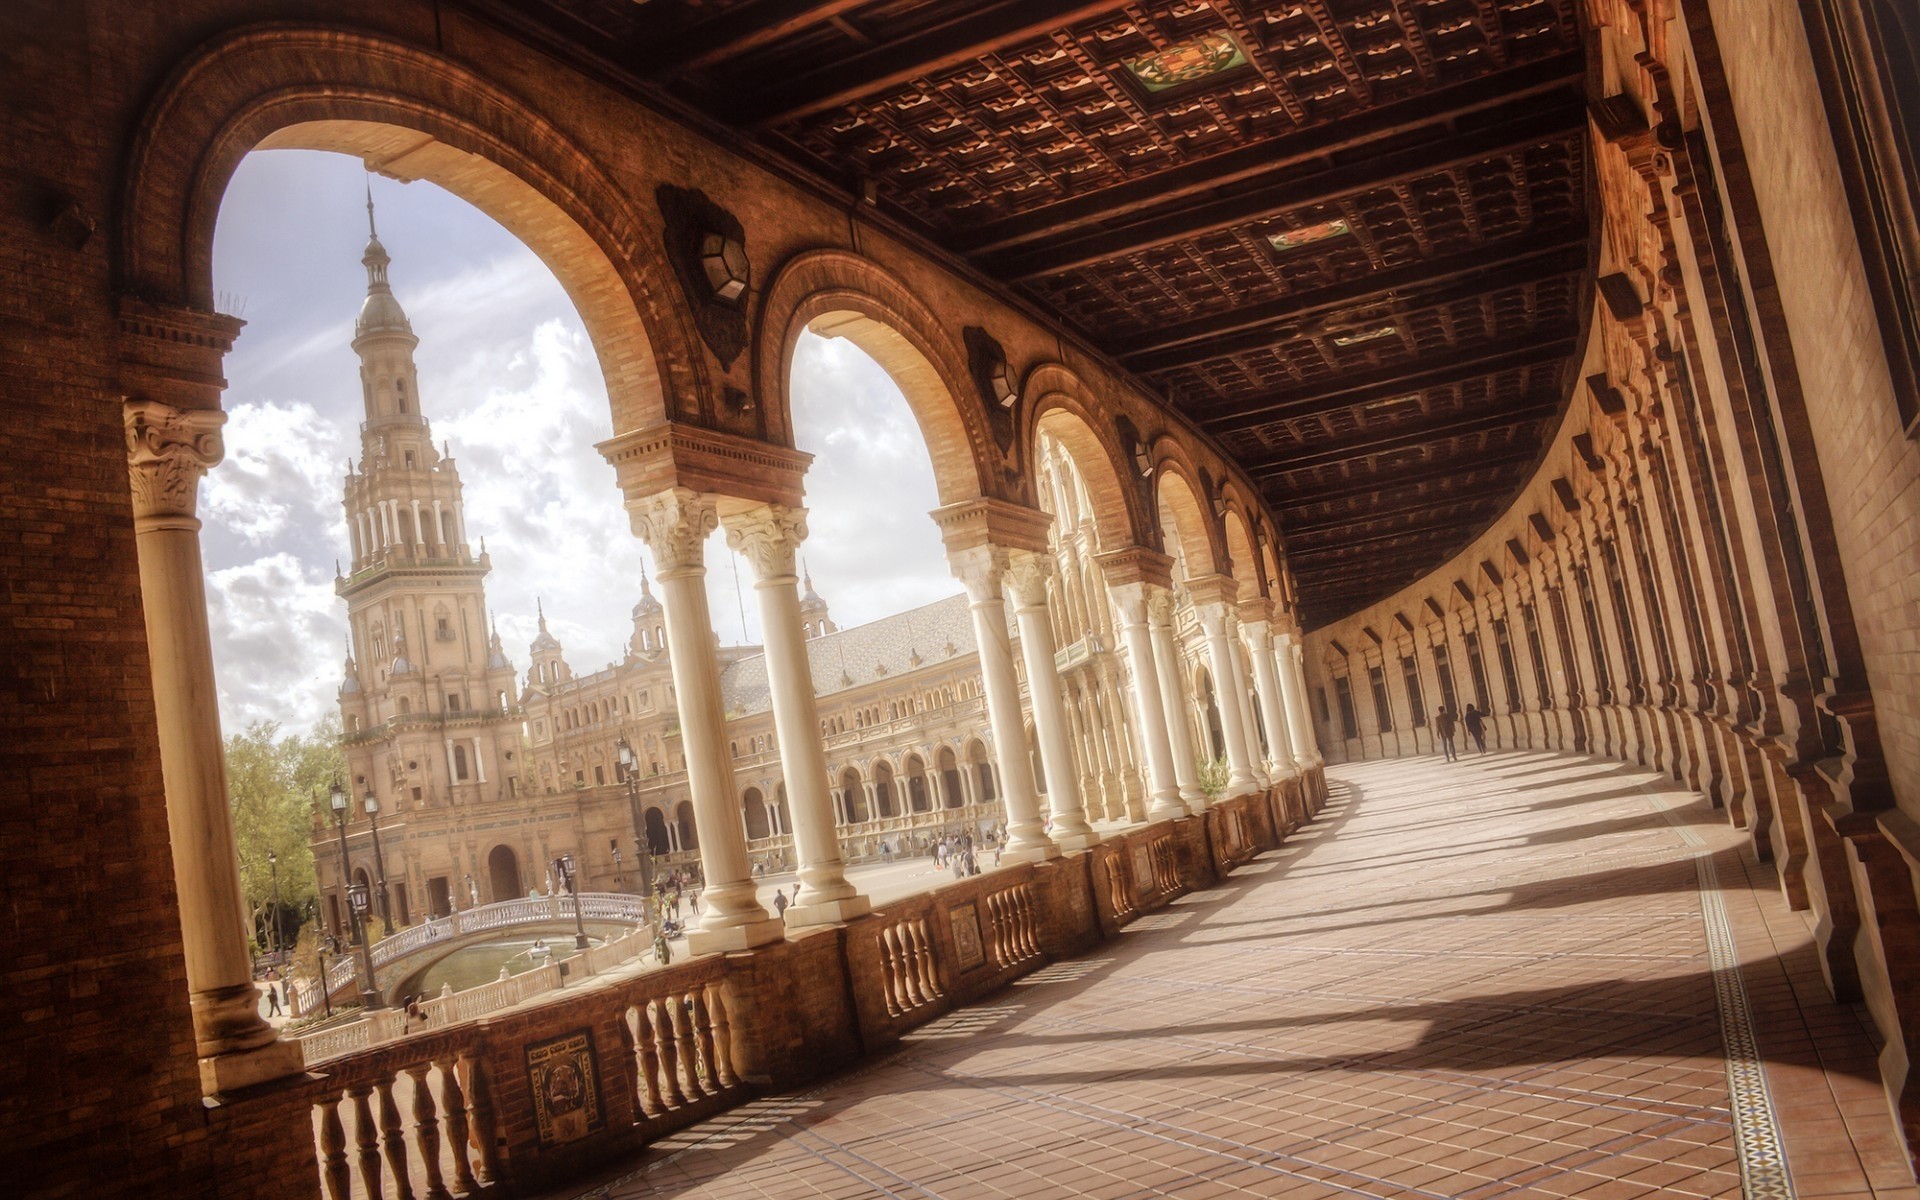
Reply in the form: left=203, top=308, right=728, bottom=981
left=553, top=854, right=590, bottom=951
left=364, top=788, right=393, bottom=936
left=329, top=779, right=383, bottom=1010
left=611, top=840, right=624, bottom=891
left=266, top=848, right=282, bottom=959
left=315, top=940, right=333, bottom=1018
left=617, top=737, right=658, bottom=913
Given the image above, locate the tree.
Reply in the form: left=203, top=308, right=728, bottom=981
left=226, top=716, right=344, bottom=953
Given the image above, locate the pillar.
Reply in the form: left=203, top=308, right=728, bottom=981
left=1228, top=620, right=1272, bottom=789
left=125, top=399, right=303, bottom=1093
left=1194, top=595, right=1259, bottom=798
left=1109, top=581, right=1187, bottom=821
left=627, top=489, right=781, bottom=953
left=949, top=545, right=1059, bottom=863
left=1244, top=615, right=1297, bottom=780
left=1006, top=552, right=1098, bottom=850
left=1276, top=628, right=1321, bottom=768
left=722, top=504, right=870, bottom=926
left=1147, top=586, right=1205, bottom=809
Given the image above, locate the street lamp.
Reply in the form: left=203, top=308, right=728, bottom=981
left=266, top=848, right=281, bottom=959
left=553, top=854, right=590, bottom=951
left=610, top=839, right=624, bottom=891
left=328, top=778, right=384, bottom=1010
left=617, top=737, right=658, bottom=909
left=364, top=788, right=393, bottom=937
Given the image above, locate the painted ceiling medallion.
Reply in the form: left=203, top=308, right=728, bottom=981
left=1122, top=31, right=1248, bottom=93
left=1268, top=217, right=1353, bottom=252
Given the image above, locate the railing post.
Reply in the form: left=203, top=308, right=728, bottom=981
left=407, top=1063, right=451, bottom=1200
left=348, top=1084, right=382, bottom=1200
left=437, top=1055, right=477, bottom=1195
left=462, top=1050, right=499, bottom=1185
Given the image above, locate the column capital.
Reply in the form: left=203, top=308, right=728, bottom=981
left=124, top=399, right=225, bottom=522
left=1107, top=579, right=1151, bottom=626
left=1091, top=545, right=1175, bottom=591
left=948, top=542, right=1013, bottom=602
left=931, top=497, right=1053, bottom=557
left=1145, top=582, right=1178, bottom=627
left=1193, top=598, right=1232, bottom=637
left=722, top=502, right=807, bottom=582
left=1240, top=614, right=1274, bottom=650
left=1182, top=572, right=1240, bottom=609
left=1002, top=549, right=1056, bottom=610
left=628, top=487, right=718, bottom=573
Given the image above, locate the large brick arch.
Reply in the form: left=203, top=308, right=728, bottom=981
left=1221, top=507, right=1265, bottom=602
left=118, top=24, right=698, bottom=432
left=1026, top=363, right=1153, bottom=553
left=1151, top=439, right=1227, bottom=579
left=754, top=249, right=993, bottom=509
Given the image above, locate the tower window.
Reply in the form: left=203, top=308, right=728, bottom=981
left=404, top=451, right=416, bottom=469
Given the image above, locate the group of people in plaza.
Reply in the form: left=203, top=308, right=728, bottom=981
left=933, top=832, right=984, bottom=879
left=1434, top=704, right=1490, bottom=762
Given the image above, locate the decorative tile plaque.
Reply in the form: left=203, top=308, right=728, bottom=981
left=950, top=902, right=986, bottom=971
left=526, top=1028, right=603, bottom=1146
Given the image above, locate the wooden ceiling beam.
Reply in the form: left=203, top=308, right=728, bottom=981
left=1249, top=401, right=1560, bottom=476
left=1280, top=494, right=1488, bottom=536
left=728, top=0, right=1125, bottom=126
left=634, top=0, right=872, bottom=75
left=1194, top=332, right=1578, bottom=431
left=1286, top=514, right=1491, bottom=550
left=955, top=54, right=1583, bottom=254
left=1264, top=443, right=1538, bottom=504
left=987, top=98, right=1585, bottom=279
left=1121, top=237, right=1586, bottom=374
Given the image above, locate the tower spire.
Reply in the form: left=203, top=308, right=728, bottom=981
left=366, top=177, right=377, bottom=238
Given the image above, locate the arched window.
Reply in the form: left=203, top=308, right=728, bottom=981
left=453, top=743, right=471, bottom=781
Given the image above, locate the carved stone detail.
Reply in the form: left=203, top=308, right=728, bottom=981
left=628, top=488, right=718, bottom=573
left=723, top=503, right=807, bottom=581
left=1002, top=550, right=1055, bottom=610
left=124, top=399, right=225, bottom=521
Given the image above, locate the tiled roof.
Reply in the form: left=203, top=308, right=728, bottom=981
left=720, top=594, right=979, bottom=715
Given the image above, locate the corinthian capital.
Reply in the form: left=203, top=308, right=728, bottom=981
left=722, top=503, right=807, bottom=582
left=124, top=399, right=225, bottom=522
left=948, top=543, right=1012, bottom=603
left=1107, top=580, right=1150, bottom=627
left=1145, top=583, right=1177, bottom=627
left=1002, top=550, right=1056, bottom=610
left=628, top=487, right=717, bottom=573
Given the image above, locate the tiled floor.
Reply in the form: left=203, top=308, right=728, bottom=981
left=550, top=751, right=1916, bottom=1199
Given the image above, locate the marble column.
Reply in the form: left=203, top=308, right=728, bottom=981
left=1228, top=620, right=1272, bottom=789
left=1147, top=586, right=1205, bottom=810
left=628, top=489, right=781, bottom=953
left=723, top=503, right=870, bottom=926
left=949, top=545, right=1059, bottom=863
left=1195, top=599, right=1260, bottom=797
left=1244, top=615, right=1298, bottom=780
left=1108, top=582, right=1187, bottom=821
left=1006, top=552, right=1098, bottom=850
left=1277, top=629, right=1322, bottom=768
left=126, top=399, right=303, bottom=1093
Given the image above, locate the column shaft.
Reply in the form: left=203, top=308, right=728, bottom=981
left=724, top=505, right=870, bottom=926
left=1198, top=605, right=1259, bottom=797
left=1111, top=583, right=1186, bottom=821
left=1147, top=589, right=1204, bottom=809
left=1007, top=553, right=1098, bottom=850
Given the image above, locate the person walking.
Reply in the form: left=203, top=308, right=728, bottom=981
left=773, top=888, right=789, bottom=917
left=263, top=977, right=282, bottom=1018
left=1462, top=703, right=1488, bottom=755
left=1436, top=707, right=1458, bottom=762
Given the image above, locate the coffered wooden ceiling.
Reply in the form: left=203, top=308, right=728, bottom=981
left=467, top=0, right=1592, bottom=628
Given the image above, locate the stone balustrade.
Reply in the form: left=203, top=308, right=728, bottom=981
left=222, top=776, right=1319, bottom=1200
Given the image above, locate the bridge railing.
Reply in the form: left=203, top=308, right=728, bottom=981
left=319, top=893, right=648, bottom=995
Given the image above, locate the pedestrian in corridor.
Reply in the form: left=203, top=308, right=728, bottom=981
left=1436, top=707, right=1458, bottom=762
left=773, top=888, right=789, bottom=917
left=1463, top=703, right=1488, bottom=755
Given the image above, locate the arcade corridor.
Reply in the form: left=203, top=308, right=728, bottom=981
left=553, top=755, right=1911, bottom=1200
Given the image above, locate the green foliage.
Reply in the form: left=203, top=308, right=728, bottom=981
left=226, top=715, right=345, bottom=950
left=1196, top=756, right=1231, bottom=800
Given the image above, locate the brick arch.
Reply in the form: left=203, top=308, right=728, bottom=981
left=1027, top=364, right=1154, bottom=553
left=1221, top=507, right=1265, bottom=602
left=119, top=24, right=697, bottom=432
left=1151, top=447, right=1226, bottom=580
left=754, top=249, right=997, bottom=509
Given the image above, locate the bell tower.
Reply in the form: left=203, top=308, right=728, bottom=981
left=333, top=185, right=523, bottom=926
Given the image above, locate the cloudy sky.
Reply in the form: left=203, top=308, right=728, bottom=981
left=208, top=150, right=956, bottom=735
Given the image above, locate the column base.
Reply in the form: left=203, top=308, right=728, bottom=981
left=200, top=1037, right=306, bottom=1096
left=1000, top=841, right=1062, bottom=865
left=687, top=915, right=787, bottom=955
left=785, top=895, right=872, bottom=928
left=1052, top=828, right=1102, bottom=852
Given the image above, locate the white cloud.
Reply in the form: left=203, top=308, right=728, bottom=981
left=206, top=553, right=344, bottom=733
left=202, top=400, right=347, bottom=549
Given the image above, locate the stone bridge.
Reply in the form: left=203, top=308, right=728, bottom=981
left=321, top=893, right=650, bottom=1006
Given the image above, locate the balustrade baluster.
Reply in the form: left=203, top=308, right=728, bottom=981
left=630, top=1005, right=664, bottom=1114
left=910, top=918, right=940, bottom=999
left=706, top=985, right=738, bottom=1087
left=895, top=924, right=926, bottom=1007
left=407, top=1064, right=451, bottom=1200
left=436, top=1056, right=476, bottom=1195
left=878, top=925, right=905, bottom=1014
left=651, top=1001, right=687, bottom=1106
left=690, top=990, right=719, bottom=1090
left=669, top=995, right=703, bottom=1099
left=985, top=892, right=1007, bottom=967
left=349, top=1084, right=383, bottom=1200
left=377, top=1078, right=414, bottom=1200
left=318, top=1097, right=351, bottom=1200
left=461, top=1051, right=499, bottom=1185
